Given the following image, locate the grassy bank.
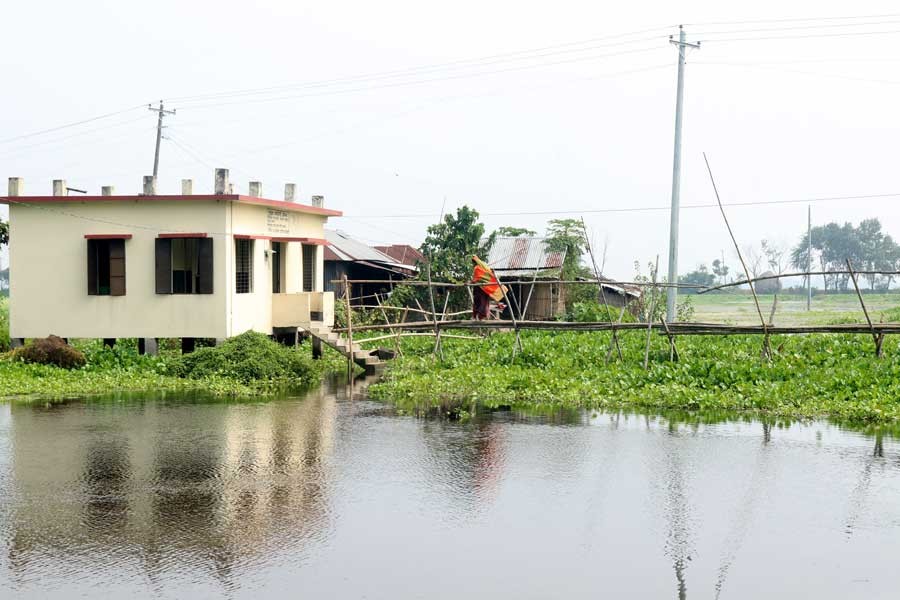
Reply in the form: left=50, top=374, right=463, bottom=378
left=1, top=333, right=346, bottom=401
left=369, top=330, right=900, bottom=423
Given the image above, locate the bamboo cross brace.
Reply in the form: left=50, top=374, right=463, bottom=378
left=426, top=265, right=443, bottom=361
left=582, top=217, right=622, bottom=354
left=846, top=258, right=882, bottom=357
left=643, top=255, right=660, bottom=370
left=660, top=316, right=679, bottom=361
left=605, top=302, right=627, bottom=365
left=374, top=293, right=402, bottom=357
left=703, top=153, right=770, bottom=359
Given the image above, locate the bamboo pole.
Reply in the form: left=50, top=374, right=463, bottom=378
left=697, top=269, right=900, bottom=294
left=644, top=255, right=660, bottom=369
left=343, top=274, right=354, bottom=379
left=332, top=278, right=703, bottom=289
left=374, top=293, right=402, bottom=357
left=703, top=153, right=771, bottom=360
left=582, top=216, right=623, bottom=356
left=846, top=258, right=882, bottom=357
left=426, top=265, right=443, bottom=360
left=660, top=316, right=679, bottom=361
left=605, top=302, right=627, bottom=364
left=356, top=332, right=481, bottom=344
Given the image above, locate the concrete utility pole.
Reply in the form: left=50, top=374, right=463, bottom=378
left=807, top=205, right=812, bottom=311
left=148, top=100, right=176, bottom=178
left=665, top=26, right=700, bottom=322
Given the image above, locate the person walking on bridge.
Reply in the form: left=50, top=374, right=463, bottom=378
left=471, top=255, right=505, bottom=320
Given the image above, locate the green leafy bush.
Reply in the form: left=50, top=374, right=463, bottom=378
left=181, top=331, right=317, bottom=384
left=568, top=301, right=637, bottom=323
left=12, top=335, right=86, bottom=368
left=0, top=296, right=8, bottom=352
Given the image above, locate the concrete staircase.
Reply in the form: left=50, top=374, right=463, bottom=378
left=306, top=326, right=386, bottom=375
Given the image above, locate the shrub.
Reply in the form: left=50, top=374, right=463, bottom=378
left=181, top=331, right=317, bottom=384
left=0, top=297, right=8, bottom=352
left=568, top=300, right=637, bottom=323
left=12, top=335, right=86, bottom=368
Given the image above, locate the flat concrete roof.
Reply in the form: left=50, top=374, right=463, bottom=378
left=0, top=194, right=343, bottom=217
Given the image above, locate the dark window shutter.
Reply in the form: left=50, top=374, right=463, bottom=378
left=197, top=238, right=214, bottom=294
left=87, top=240, right=98, bottom=295
left=155, top=238, right=172, bottom=294
left=109, top=239, right=126, bottom=296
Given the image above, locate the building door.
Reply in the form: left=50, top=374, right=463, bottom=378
left=271, top=241, right=283, bottom=293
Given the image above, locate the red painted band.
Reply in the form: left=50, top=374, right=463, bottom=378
left=84, top=234, right=133, bottom=240
left=158, top=233, right=208, bottom=238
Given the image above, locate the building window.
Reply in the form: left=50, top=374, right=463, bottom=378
left=302, top=244, right=317, bottom=292
left=235, top=238, right=254, bottom=294
left=155, top=237, right=214, bottom=294
left=271, top=241, right=284, bottom=293
left=87, top=239, right=126, bottom=296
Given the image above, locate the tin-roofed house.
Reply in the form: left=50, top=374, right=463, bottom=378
left=324, top=230, right=417, bottom=304
left=485, top=236, right=639, bottom=320
left=1, top=169, right=340, bottom=351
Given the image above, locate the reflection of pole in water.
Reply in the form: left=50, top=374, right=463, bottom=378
left=660, top=429, right=692, bottom=600
left=713, top=426, right=774, bottom=599
left=844, top=432, right=884, bottom=539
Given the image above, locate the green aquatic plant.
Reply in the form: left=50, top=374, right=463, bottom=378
left=370, top=330, right=900, bottom=424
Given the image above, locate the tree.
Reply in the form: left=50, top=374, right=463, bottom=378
left=790, top=218, right=899, bottom=292
left=0, top=218, right=7, bottom=247
left=421, top=205, right=490, bottom=282
left=761, top=239, right=787, bottom=275
left=679, top=264, right=716, bottom=293
left=545, top=219, right=592, bottom=311
left=743, top=244, right=764, bottom=279
left=711, top=258, right=729, bottom=284
left=493, top=226, right=536, bottom=238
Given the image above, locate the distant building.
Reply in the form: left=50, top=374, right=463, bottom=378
left=485, top=236, right=639, bottom=320
left=0, top=170, right=340, bottom=348
left=324, top=231, right=416, bottom=304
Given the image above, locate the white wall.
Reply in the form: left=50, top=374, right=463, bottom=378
left=9, top=199, right=330, bottom=339
left=10, top=200, right=228, bottom=338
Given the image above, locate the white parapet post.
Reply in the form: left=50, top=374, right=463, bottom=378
left=214, top=168, right=230, bottom=195
left=311, top=195, right=324, bottom=208
left=249, top=181, right=262, bottom=197
left=143, top=175, right=157, bottom=195
left=8, top=177, right=23, bottom=196
left=52, top=180, right=67, bottom=196
left=101, top=185, right=115, bottom=196
left=181, top=179, right=193, bottom=195
left=284, top=183, right=296, bottom=202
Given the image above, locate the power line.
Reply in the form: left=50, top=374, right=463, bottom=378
left=0, top=105, right=145, bottom=145
left=177, top=45, right=668, bottom=110
left=699, top=27, right=900, bottom=43
left=5, top=191, right=900, bottom=247
left=684, top=12, right=900, bottom=27
left=167, top=26, right=674, bottom=105
left=336, top=192, right=900, bottom=219
left=691, top=18, right=900, bottom=36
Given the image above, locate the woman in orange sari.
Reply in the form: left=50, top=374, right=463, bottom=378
left=471, top=255, right=505, bottom=320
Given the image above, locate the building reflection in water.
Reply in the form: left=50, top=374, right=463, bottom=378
left=6, top=389, right=338, bottom=588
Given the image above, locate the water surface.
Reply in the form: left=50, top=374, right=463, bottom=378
left=1, top=381, right=899, bottom=599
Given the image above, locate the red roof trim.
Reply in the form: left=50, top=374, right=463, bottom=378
left=84, top=234, right=133, bottom=240
left=234, top=234, right=271, bottom=240
left=0, top=194, right=343, bottom=217
left=271, top=237, right=328, bottom=245
left=158, top=232, right=208, bottom=239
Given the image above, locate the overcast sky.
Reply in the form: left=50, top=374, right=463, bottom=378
left=3, top=0, right=900, bottom=281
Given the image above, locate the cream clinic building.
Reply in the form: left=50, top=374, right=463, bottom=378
left=1, top=169, right=339, bottom=345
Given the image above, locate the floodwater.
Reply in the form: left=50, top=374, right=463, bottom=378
left=1, top=382, right=899, bottom=599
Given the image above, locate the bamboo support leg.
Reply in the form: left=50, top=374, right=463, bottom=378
left=847, top=258, right=881, bottom=357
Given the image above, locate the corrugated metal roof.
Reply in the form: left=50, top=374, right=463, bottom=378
left=325, top=230, right=398, bottom=264
left=484, top=237, right=566, bottom=274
